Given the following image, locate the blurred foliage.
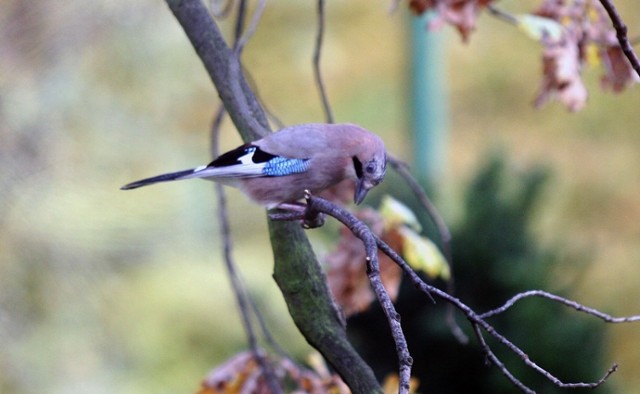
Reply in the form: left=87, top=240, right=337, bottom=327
left=348, top=152, right=610, bottom=393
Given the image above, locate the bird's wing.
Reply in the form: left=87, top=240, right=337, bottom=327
left=194, top=144, right=310, bottom=179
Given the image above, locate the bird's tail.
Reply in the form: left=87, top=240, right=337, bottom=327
left=120, top=168, right=198, bottom=190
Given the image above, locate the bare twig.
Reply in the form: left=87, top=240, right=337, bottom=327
left=206, top=3, right=282, bottom=392
left=240, top=69, right=286, bottom=129
left=166, top=0, right=268, bottom=141
left=486, top=4, right=518, bottom=25
left=313, top=0, right=335, bottom=123
left=282, top=195, right=637, bottom=393
left=231, top=0, right=246, bottom=40
left=304, top=194, right=412, bottom=394
left=231, top=0, right=284, bottom=130
left=388, top=156, right=468, bottom=343
left=235, top=0, right=266, bottom=55
left=488, top=0, right=640, bottom=79
left=599, top=0, right=640, bottom=78
left=209, top=0, right=235, bottom=18
left=480, top=289, right=640, bottom=322
left=166, top=1, right=381, bottom=391
left=385, top=238, right=626, bottom=391
left=387, top=157, right=452, bottom=275
left=472, top=324, right=535, bottom=394
left=211, top=106, right=282, bottom=394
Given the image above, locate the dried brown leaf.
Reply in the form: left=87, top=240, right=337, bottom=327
left=599, top=39, right=640, bottom=92
left=532, top=0, right=637, bottom=109
left=200, top=351, right=350, bottom=394
left=325, top=208, right=402, bottom=317
left=534, top=36, right=588, bottom=111
left=409, top=0, right=495, bottom=42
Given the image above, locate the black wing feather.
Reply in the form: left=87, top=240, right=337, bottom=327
left=207, top=144, right=277, bottom=168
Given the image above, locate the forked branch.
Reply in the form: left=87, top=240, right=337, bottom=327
left=281, top=194, right=640, bottom=394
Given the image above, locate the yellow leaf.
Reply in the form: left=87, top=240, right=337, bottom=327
left=398, top=227, right=450, bottom=280
left=515, top=14, right=564, bottom=42
left=382, top=373, right=420, bottom=394
left=585, top=43, right=601, bottom=67
left=379, top=195, right=422, bottom=232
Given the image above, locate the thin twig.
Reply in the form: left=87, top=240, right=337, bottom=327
left=305, top=194, right=412, bottom=394
left=486, top=4, right=519, bottom=25
left=209, top=0, right=235, bottom=18
left=242, top=69, right=286, bottom=129
left=480, top=289, right=640, bottom=322
left=207, top=3, right=281, bottom=392
left=379, top=233, right=624, bottom=391
left=284, top=195, right=635, bottom=393
left=246, top=293, right=289, bottom=358
left=211, top=106, right=282, bottom=394
left=232, top=0, right=246, bottom=40
left=488, top=0, right=640, bottom=78
left=313, top=0, right=335, bottom=123
left=387, top=157, right=452, bottom=275
left=598, top=0, right=640, bottom=78
left=232, top=0, right=284, bottom=130
left=388, top=156, right=468, bottom=343
left=235, top=0, right=267, bottom=55
left=472, top=324, right=535, bottom=394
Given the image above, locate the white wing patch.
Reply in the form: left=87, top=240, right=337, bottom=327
left=189, top=148, right=267, bottom=179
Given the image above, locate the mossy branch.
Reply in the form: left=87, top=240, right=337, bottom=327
left=164, top=0, right=381, bottom=391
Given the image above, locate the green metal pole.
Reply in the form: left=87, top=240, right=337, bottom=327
left=409, top=12, right=448, bottom=186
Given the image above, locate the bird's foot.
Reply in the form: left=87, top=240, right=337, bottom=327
left=267, top=194, right=326, bottom=228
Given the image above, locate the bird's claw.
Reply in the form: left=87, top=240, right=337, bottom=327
left=268, top=192, right=325, bottom=228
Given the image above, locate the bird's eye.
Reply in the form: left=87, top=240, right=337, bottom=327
left=365, top=163, right=376, bottom=174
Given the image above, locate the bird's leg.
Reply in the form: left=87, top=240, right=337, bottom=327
left=301, top=190, right=326, bottom=228
left=266, top=193, right=326, bottom=229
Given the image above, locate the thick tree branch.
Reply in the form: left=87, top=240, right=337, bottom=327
left=166, top=0, right=268, bottom=141
left=164, top=1, right=381, bottom=391
left=270, top=218, right=383, bottom=393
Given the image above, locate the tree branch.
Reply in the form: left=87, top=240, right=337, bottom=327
left=166, top=0, right=268, bottom=141
left=207, top=4, right=281, bottom=391
left=303, top=195, right=413, bottom=394
left=480, top=289, right=640, bottom=323
left=599, top=0, right=640, bottom=78
left=164, top=1, right=381, bottom=391
left=388, top=156, right=468, bottom=344
left=286, top=194, right=640, bottom=393
left=313, top=0, right=335, bottom=123
left=270, top=217, right=383, bottom=393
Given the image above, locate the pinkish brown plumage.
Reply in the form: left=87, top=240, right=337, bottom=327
left=122, top=123, right=387, bottom=207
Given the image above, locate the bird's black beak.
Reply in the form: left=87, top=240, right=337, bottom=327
left=354, top=179, right=369, bottom=205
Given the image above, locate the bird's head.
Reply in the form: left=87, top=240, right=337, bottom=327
left=351, top=142, right=387, bottom=205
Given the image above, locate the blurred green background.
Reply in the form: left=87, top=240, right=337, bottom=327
left=1, top=1, right=639, bottom=393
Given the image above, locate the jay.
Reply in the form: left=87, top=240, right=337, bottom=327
left=121, top=123, right=387, bottom=208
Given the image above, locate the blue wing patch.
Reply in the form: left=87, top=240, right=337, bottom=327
left=262, top=157, right=310, bottom=176
left=206, top=144, right=309, bottom=177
